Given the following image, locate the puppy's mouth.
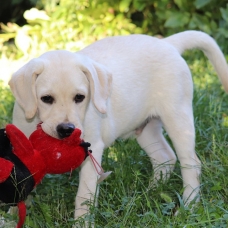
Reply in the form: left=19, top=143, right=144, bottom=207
left=40, top=122, right=82, bottom=139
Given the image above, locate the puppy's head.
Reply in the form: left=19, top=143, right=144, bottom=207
left=9, top=50, right=112, bottom=138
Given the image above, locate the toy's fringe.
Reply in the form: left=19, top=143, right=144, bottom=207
left=17, top=201, right=26, bottom=228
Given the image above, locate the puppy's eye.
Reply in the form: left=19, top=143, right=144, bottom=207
left=74, top=94, right=85, bottom=103
left=41, top=95, right=54, bottom=104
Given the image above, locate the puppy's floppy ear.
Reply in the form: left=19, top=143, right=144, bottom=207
left=80, top=58, right=112, bottom=114
left=8, top=59, right=44, bottom=119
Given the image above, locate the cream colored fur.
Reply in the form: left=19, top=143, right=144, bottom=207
left=9, top=31, right=228, bottom=220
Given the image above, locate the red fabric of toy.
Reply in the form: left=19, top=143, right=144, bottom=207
left=6, top=124, right=47, bottom=186
left=29, top=124, right=86, bottom=174
left=0, top=158, right=14, bottom=183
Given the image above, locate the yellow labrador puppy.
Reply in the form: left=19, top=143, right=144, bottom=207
left=9, top=31, right=228, bottom=219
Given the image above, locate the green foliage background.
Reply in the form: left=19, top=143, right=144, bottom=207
left=0, top=0, right=228, bottom=58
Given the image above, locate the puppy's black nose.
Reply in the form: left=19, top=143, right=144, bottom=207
left=56, top=123, right=75, bottom=139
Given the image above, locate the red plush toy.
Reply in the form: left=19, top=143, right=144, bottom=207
left=0, top=124, right=90, bottom=228
left=30, top=123, right=88, bottom=174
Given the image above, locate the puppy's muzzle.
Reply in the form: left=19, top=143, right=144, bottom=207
left=56, top=123, right=75, bottom=139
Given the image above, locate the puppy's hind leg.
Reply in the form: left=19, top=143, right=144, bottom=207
left=136, top=118, right=177, bottom=182
left=161, top=106, right=201, bottom=205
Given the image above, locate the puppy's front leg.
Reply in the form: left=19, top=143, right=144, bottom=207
left=74, top=144, right=103, bottom=224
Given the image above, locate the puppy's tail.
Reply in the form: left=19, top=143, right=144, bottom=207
left=164, top=30, right=228, bottom=93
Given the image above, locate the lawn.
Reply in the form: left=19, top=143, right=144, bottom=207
left=1, top=52, right=228, bottom=227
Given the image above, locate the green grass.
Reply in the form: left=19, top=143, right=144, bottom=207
left=1, top=54, right=228, bottom=227
left=0, top=80, right=14, bottom=128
